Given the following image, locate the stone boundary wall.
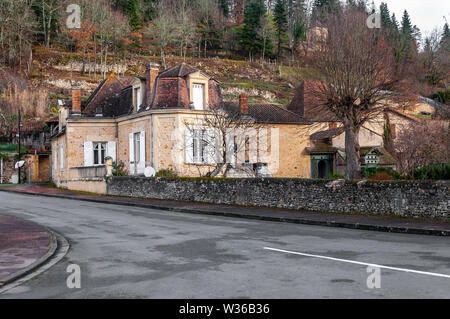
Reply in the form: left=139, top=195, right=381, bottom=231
left=106, top=177, right=450, bottom=220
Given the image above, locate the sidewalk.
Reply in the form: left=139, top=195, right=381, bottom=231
left=0, top=213, right=56, bottom=286
left=1, top=184, right=449, bottom=236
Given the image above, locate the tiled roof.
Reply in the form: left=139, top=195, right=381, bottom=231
left=158, top=64, right=199, bottom=78
left=305, top=142, right=338, bottom=154
left=310, top=127, right=344, bottom=140
left=223, top=102, right=309, bottom=124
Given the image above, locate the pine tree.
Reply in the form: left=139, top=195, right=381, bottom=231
left=313, top=0, right=339, bottom=13
left=273, top=0, right=288, bottom=57
left=240, top=0, right=267, bottom=59
left=400, top=10, right=413, bottom=38
left=441, top=23, right=450, bottom=45
left=391, top=13, right=399, bottom=32
left=125, top=0, right=142, bottom=30
left=379, top=2, right=391, bottom=29
left=219, top=0, right=229, bottom=17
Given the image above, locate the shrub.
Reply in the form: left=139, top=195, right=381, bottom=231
left=362, top=167, right=403, bottom=180
left=155, top=169, right=178, bottom=178
left=370, top=172, right=394, bottom=181
left=327, top=173, right=344, bottom=180
left=412, top=163, right=450, bottom=180
left=112, top=161, right=128, bottom=176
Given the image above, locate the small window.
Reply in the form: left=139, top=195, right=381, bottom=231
left=93, top=142, right=106, bottom=165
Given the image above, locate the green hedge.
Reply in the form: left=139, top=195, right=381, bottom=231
left=412, top=163, right=450, bottom=180
left=0, top=144, right=29, bottom=153
left=361, top=167, right=403, bottom=180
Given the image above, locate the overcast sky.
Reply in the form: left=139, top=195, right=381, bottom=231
left=372, top=0, right=450, bottom=36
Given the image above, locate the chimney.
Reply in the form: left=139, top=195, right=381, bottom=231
left=145, top=63, right=159, bottom=106
left=239, top=94, right=248, bottom=114
left=287, top=81, right=304, bottom=116
left=71, top=83, right=81, bottom=116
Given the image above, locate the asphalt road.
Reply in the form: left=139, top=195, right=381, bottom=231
left=0, top=192, right=449, bottom=298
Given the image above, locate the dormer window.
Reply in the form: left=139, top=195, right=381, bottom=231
left=187, top=71, right=209, bottom=110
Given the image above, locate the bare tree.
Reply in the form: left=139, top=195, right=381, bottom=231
left=0, top=0, right=36, bottom=69
left=145, top=0, right=176, bottom=68
left=421, top=28, right=445, bottom=87
left=37, top=0, right=61, bottom=48
left=306, top=8, right=414, bottom=179
left=175, top=0, right=197, bottom=60
left=185, top=105, right=266, bottom=177
left=258, top=12, right=275, bottom=61
left=394, top=120, right=450, bottom=176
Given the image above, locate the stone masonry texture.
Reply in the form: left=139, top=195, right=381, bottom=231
left=106, top=177, right=450, bottom=220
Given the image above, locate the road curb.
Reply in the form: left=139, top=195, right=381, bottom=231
left=0, top=188, right=449, bottom=237
left=0, top=217, right=58, bottom=288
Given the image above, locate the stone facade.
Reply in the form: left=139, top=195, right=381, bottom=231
left=107, top=177, right=450, bottom=220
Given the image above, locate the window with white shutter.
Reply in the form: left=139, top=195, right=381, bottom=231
left=185, top=129, right=216, bottom=164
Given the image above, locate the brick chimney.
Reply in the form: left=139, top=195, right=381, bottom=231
left=145, top=63, right=159, bottom=106
left=71, top=82, right=81, bottom=116
left=239, top=94, right=248, bottom=114
left=287, top=81, right=304, bottom=116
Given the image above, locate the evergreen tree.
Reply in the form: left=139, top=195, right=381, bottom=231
left=273, top=0, right=288, bottom=57
left=441, top=23, right=450, bottom=45
left=391, top=13, right=399, bottom=32
left=379, top=2, right=391, bottom=29
left=400, top=10, right=413, bottom=38
left=312, top=0, right=340, bottom=23
left=219, top=0, right=229, bottom=17
left=125, top=0, right=142, bottom=30
left=240, top=0, right=267, bottom=59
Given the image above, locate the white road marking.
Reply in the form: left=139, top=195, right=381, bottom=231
left=264, top=247, right=450, bottom=279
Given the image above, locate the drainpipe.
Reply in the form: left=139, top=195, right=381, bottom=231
left=150, top=114, right=154, bottom=168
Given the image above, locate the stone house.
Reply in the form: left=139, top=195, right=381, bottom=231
left=291, top=82, right=422, bottom=178
left=51, top=63, right=422, bottom=191
left=51, top=63, right=312, bottom=191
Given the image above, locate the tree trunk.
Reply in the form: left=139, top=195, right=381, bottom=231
left=344, top=118, right=361, bottom=180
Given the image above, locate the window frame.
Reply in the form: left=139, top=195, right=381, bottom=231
left=93, top=142, right=107, bottom=166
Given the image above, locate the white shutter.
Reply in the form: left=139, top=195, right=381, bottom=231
left=185, top=129, right=194, bottom=164
left=106, top=142, right=116, bottom=162
left=53, top=146, right=58, bottom=172
left=60, top=145, right=64, bottom=170
left=215, top=129, right=224, bottom=163
left=204, top=129, right=216, bottom=164
left=84, top=142, right=94, bottom=167
left=138, top=131, right=146, bottom=174
left=129, top=133, right=135, bottom=174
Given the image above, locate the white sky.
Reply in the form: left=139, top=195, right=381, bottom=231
left=372, top=0, right=450, bottom=36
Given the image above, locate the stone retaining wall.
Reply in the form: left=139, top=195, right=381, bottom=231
left=106, top=177, right=450, bottom=220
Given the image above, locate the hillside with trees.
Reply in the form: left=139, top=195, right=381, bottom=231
left=0, top=0, right=449, bottom=141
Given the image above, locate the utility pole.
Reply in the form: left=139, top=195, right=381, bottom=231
left=17, top=108, right=21, bottom=184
